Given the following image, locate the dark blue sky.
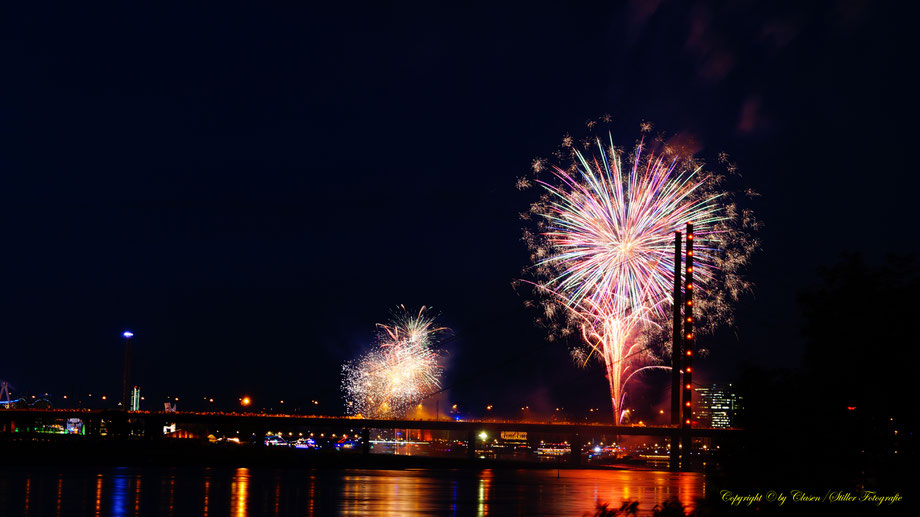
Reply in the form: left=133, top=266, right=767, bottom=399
left=0, top=2, right=912, bottom=417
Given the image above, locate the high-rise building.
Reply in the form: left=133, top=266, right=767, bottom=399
left=130, top=386, right=141, bottom=412
left=694, top=383, right=742, bottom=428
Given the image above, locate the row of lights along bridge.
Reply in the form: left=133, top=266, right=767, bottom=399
left=3, top=329, right=739, bottom=429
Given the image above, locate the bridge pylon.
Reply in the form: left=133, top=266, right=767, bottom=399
left=669, top=231, right=682, bottom=472
left=680, top=223, right=695, bottom=470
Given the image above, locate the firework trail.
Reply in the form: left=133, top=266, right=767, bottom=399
left=342, top=306, right=449, bottom=418
left=522, top=129, right=755, bottom=424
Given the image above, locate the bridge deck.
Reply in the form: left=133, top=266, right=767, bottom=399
left=0, top=409, right=739, bottom=437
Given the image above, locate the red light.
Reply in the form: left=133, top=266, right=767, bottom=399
left=688, top=234, right=693, bottom=240
left=685, top=384, right=691, bottom=390
left=685, top=419, right=691, bottom=424
left=686, top=367, right=691, bottom=373
left=686, top=317, right=692, bottom=323
left=687, top=267, right=693, bottom=273
left=687, top=300, right=692, bottom=306
left=687, top=284, right=693, bottom=290
left=847, top=406, right=856, bottom=411
left=686, top=401, right=691, bottom=406
left=686, top=334, right=693, bottom=340
left=688, top=251, right=693, bottom=256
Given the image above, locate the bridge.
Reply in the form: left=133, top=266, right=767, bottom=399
left=0, top=229, right=722, bottom=471
left=0, top=408, right=738, bottom=467
left=0, top=408, right=739, bottom=436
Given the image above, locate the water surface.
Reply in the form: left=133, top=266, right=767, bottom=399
left=0, top=466, right=704, bottom=516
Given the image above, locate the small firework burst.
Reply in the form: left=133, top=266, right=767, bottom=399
left=342, top=306, right=449, bottom=418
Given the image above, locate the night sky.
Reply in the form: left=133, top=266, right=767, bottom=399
left=1, top=3, right=913, bottom=417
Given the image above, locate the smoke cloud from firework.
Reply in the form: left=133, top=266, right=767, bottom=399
left=521, top=125, right=756, bottom=424
left=342, top=306, right=449, bottom=418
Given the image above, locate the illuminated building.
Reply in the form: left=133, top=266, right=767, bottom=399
left=66, top=418, right=85, bottom=434
left=130, top=386, right=141, bottom=412
left=694, top=383, right=742, bottom=428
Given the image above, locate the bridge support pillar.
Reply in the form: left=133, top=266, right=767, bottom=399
left=254, top=424, right=266, bottom=448
left=669, top=431, right=679, bottom=471
left=83, top=417, right=96, bottom=436
left=467, top=429, right=476, bottom=460
left=361, top=427, right=370, bottom=456
left=108, top=412, right=129, bottom=438
left=680, top=432, right=692, bottom=471
left=570, top=433, right=582, bottom=466
left=16, top=416, right=35, bottom=434
left=144, top=415, right=163, bottom=440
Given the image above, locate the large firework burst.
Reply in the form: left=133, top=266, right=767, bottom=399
left=522, top=130, right=755, bottom=424
left=342, top=306, right=449, bottom=418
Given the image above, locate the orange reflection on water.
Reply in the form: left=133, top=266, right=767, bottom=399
left=478, top=469, right=492, bottom=516
left=306, top=475, right=316, bottom=516
left=332, top=468, right=703, bottom=516
left=339, top=470, right=435, bottom=516
left=339, top=474, right=358, bottom=515
left=94, top=474, right=103, bottom=517
left=681, top=470, right=702, bottom=512
left=202, top=476, right=211, bottom=517
left=168, top=476, right=176, bottom=517
left=273, top=474, right=282, bottom=515
left=573, top=469, right=704, bottom=513
left=24, top=476, right=31, bottom=516
left=231, top=468, right=250, bottom=517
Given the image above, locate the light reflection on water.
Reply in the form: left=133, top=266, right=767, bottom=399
left=478, top=469, right=491, bottom=516
left=110, top=470, right=129, bottom=517
left=94, top=474, right=102, bottom=517
left=203, top=474, right=211, bottom=517
left=0, top=466, right=703, bottom=516
left=232, top=467, right=249, bottom=517
left=23, top=476, right=30, bottom=516
left=134, top=475, right=142, bottom=515
left=56, top=475, right=63, bottom=517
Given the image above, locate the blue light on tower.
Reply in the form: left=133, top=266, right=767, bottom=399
left=123, top=331, right=134, bottom=338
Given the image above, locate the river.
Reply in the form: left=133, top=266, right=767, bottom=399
left=0, top=466, right=704, bottom=516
